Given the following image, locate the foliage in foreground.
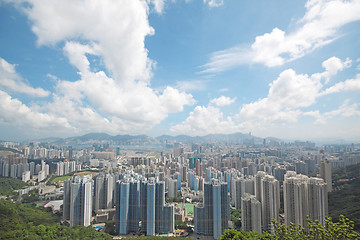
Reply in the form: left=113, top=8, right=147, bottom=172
left=0, top=200, right=112, bottom=240
left=219, top=215, right=360, bottom=240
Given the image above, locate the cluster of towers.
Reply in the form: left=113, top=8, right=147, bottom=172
left=235, top=170, right=328, bottom=234
left=239, top=171, right=280, bottom=233
left=62, top=171, right=174, bottom=235
left=284, top=171, right=328, bottom=228
left=194, top=179, right=230, bottom=240
left=56, top=161, right=81, bottom=176
left=0, top=157, right=49, bottom=182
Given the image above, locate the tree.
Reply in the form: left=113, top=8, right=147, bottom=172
left=219, top=215, right=359, bottom=240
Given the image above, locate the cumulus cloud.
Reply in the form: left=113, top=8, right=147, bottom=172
left=0, top=57, right=50, bottom=97
left=18, top=0, right=155, bottom=84
left=0, top=90, right=70, bottom=129
left=204, top=0, right=224, bottom=8
left=202, top=0, right=360, bottom=72
left=305, top=100, right=360, bottom=124
left=210, top=95, right=236, bottom=107
left=319, top=74, right=360, bottom=95
left=1, top=0, right=195, bottom=134
left=177, top=56, right=360, bottom=136
left=236, top=56, right=351, bottom=124
left=171, top=105, right=242, bottom=136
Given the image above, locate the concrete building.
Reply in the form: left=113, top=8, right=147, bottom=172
left=284, top=172, right=309, bottom=228
left=241, top=193, right=262, bottom=233
left=308, top=177, right=328, bottom=226
left=115, top=176, right=174, bottom=236
left=194, top=179, right=230, bottom=240
left=284, top=172, right=328, bottom=229
left=261, top=175, right=280, bottom=233
left=320, top=159, right=332, bottom=192
left=94, top=173, right=114, bottom=212
left=63, top=175, right=93, bottom=227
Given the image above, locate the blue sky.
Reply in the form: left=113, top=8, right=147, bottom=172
left=0, top=0, right=360, bottom=141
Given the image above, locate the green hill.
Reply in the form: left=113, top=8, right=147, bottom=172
left=0, top=177, right=27, bottom=197
left=328, top=164, right=360, bottom=230
left=0, top=146, right=23, bottom=154
left=0, top=200, right=112, bottom=239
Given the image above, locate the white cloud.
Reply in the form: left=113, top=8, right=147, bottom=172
left=305, top=99, right=360, bottom=124
left=237, top=56, right=354, bottom=124
left=204, top=0, right=224, bottom=8
left=178, top=56, right=360, bottom=136
left=0, top=90, right=70, bottom=129
left=218, top=88, right=229, bottom=92
left=2, top=0, right=195, bottom=134
left=320, top=74, right=360, bottom=95
left=210, top=95, right=236, bottom=107
left=171, top=105, right=242, bottom=136
left=202, top=0, right=360, bottom=72
left=0, top=57, right=50, bottom=97
left=237, top=68, right=322, bottom=124
left=175, top=80, right=207, bottom=91
left=19, top=0, right=155, bottom=84
left=148, top=0, right=166, bottom=13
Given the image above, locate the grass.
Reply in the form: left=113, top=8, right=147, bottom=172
left=186, top=204, right=194, bottom=215
left=50, top=175, right=71, bottom=183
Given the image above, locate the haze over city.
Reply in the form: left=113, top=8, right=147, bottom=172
left=1, top=0, right=360, bottom=142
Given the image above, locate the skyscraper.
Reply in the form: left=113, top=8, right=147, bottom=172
left=117, top=181, right=130, bottom=235
left=94, top=173, right=114, bottom=213
left=241, top=193, right=262, bottom=233
left=320, top=159, right=332, bottom=192
left=308, top=177, right=328, bottom=225
left=283, top=171, right=328, bottom=229
left=115, top=175, right=174, bottom=236
left=194, top=179, right=230, bottom=240
left=261, top=175, right=280, bottom=233
left=146, top=181, right=156, bottom=236
left=63, top=175, right=93, bottom=227
left=284, top=172, right=308, bottom=228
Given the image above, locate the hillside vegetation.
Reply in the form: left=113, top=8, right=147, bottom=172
left=0, top=200, right=112, bottom=239
left=0, top=177, right=27, bottom=196
left=328, top=164, right=360, bottom=230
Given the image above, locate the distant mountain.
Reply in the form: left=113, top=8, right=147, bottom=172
left=69, top=132, right=113, bottom=142
left=156, top=132, right=263, bottom=144
left=26, top=132, right=268, bottom=146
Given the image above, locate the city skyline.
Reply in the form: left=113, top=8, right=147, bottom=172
left=1, top=0, right=360, bottom=141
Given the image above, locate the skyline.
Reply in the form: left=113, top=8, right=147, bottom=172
left=1, top=0, right=360, bottom=141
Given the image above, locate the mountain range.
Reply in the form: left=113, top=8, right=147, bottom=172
left=32, top=132, right=268, bottom=146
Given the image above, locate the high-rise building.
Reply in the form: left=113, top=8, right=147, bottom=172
left=63, top=175, right=93, bottom=227
left=194, top=179, right=230, bottom=240
left=283, top=172, right=308, bottom=228
left=241, top=193, right=262, bottom=233
left=283, top=171, right=328, bottom=229
left=115, top=176, right=174, bottom=236
left=308, top=177, right=328, bottom=226
left=117, top=181, right=130, bottom=235
left=94, top=173, right=114, bottom=213
left=254, top=171, right=266, bottom=202
left=320, top=159, right=332, bottom=192
left=231, top=178, right=243, bottom=209
left=128, top=179, right=140, bottom=232
left=261, top=175, right=280, bottom=233
left=168, top=179, right=178, bottom=198
left=146, top=181, right=156, bottom=236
